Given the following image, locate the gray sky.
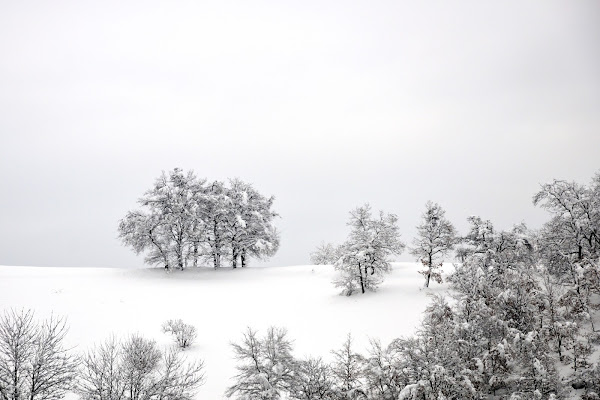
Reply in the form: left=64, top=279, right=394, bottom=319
left=1, top=1, right=599, bottom=268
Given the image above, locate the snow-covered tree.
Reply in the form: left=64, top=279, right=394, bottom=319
left=118, top=168, right=205, bottom=270
left=226, top=179, right=280, bottom=268
left=533, top=172, right=600, bottom=267
left=362, top=339, right=405, bottom=400
left=410, top=201, right=456, bottom=287
left=330, top=334, right=365, bottom=400
left=202, top=180, right=230, bottom=269
left=226, top=327, right=297, bottom=400
left=533, top=172, right=600, bottom=337
left=333, top=204, right=405, bottom=295
left=0, top=309, right=78, bottom=400
left=310, top=242, right=343, bottom=265
left=291, top=357, right=334, bottom=400
left=461, top=215, right=496, bottom=257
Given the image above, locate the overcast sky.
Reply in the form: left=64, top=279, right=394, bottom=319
left=1, top=1, right=599, bottom=268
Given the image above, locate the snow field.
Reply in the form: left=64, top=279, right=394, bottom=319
left=0, top=262, right=449, bottom=399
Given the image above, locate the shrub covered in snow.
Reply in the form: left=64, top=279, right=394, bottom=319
left=162, top=318, right=197, bottom=349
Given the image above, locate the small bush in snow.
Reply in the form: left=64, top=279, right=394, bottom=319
left=162, top=319, right=197, bottom=349
left=310, top=242, right=343, bottom=265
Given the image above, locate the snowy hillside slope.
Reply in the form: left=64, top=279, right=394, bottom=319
left=0, top=262, right=449, bottom=399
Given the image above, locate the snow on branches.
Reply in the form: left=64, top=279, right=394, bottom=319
left=118, top=169, right=279, bottom=270
left=410, top=201, right=457, bottom=288
left=333, top=204, right=405, bottom=295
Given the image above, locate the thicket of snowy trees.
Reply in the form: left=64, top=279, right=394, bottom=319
left=118, top=169, right=279, bottom=270
left=257, top=170, right=599, bottom=398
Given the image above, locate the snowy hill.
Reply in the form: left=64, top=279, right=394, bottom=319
left=0, top=262, right=448, bottom=399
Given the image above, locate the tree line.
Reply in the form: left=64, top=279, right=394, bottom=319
left=118, top=168, right=279, bottom=270
left=314, top=170, right=599, bottom=298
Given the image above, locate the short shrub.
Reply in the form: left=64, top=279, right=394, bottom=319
left=162, top=319, right=197, bottom=349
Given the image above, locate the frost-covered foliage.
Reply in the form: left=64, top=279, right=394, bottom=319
left=222, top=170, right=600, bottom=399
left=290, top=357, right=334, bottom=400
left=310, top=242, right=343, bottom=265
left=0, top=309, right=78, bottom=400
left=457, top=216, right=535, bottom=270
left=333, top=204, right=405, bottom=295
left=162, top=319, right=197, bottom=349
left=118, top=169, right=279, bottom=270
left=226, top=327, right=297, bottom=399
left=409, top=201, right=456, bottom=287
left=533, top=173, right=600, bottom=334
left=533, top=172, right=600, bottom=272
left=78, top=334, right=205, bottom=400
left=330, top=334, right=365, bottom=399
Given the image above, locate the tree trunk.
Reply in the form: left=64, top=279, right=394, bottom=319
left=213, top=219, right=221, bottom=269
left=241, top=248, right=247, bottom=268
left=358, top=263, right=365, bottom=294
left=232, top=246, right=238, bottom=268
left=192, top=242, right=199, bottom=268
left=178, top=251, right=184, bottom=270
left=425, top=254, right=432, bottom=288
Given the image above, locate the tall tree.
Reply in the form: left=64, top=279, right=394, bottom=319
left=330, top=334, right=364, bottom=400
left=226, top=179, right=279, bottom=268
left=410, top=201, right=456, bottom=287
left=203, top=180, right=230, bottom=269
left=118, top=168, right=204, bottom=270
left=533, top=172, right=600, bottom=274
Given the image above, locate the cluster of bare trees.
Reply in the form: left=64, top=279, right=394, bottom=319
left=0, top=310, right=204, bottom=400
left=118, top=169, right=279, bottom=270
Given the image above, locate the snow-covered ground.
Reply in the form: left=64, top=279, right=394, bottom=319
left=0, top=262, right=449, bottom=399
